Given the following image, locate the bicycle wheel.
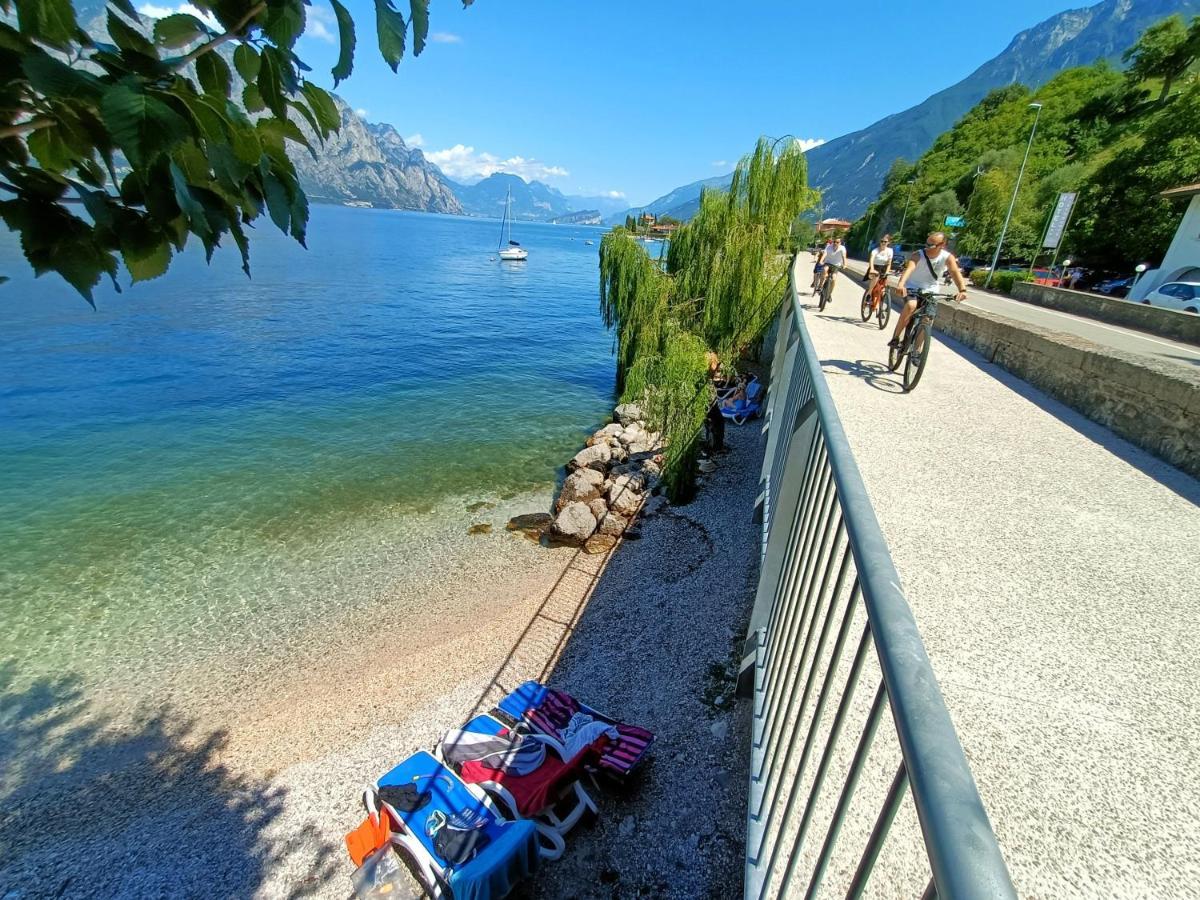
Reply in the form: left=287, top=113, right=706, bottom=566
left=877, top=290, right=891, bottom=330
left=860, top=290, right=872, bottom=322
left=819, top=273, right=834, bottom=311
left=887, top=321, right=909, bottom=372
left=902, top=320, right=933, bottom=392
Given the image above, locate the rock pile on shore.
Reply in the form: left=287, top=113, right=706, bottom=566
left=508, top=403, right=667, bottom=553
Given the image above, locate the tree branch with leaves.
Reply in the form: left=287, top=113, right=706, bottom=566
left=0, top=0, right=465, bottom=303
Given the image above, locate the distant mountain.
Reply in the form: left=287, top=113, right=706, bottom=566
left=607, top=174, right=732, bottom=225
left=291, top=101, right=462, bottom=213
left=551, top=209, right=603, bottom=225
left=450, top=173, right=570, bottom=220
left=630, top=0, right=1200, bottom=222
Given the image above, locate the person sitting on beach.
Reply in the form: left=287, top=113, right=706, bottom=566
left=719, top=376, right=749, bottom=410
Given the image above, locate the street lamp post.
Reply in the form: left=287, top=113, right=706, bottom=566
left=897, top=178, right=916, bottom=246
left=985, top=102, right=1043, bottom=289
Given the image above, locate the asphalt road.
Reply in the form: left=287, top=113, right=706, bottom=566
left=797, top=264, right=1200, bottom=897
left=841, top=258, right=1200, bottom=370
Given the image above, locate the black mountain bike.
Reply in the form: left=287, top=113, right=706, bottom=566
left=818, top=265, right=839, bottom=311
left=887, top=288, right=944, bottom=393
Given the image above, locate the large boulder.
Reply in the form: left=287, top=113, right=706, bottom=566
left=614, top=403, right=644, bottom=427
left=569, top=443, right=611, bottom=472
left=588, top=498, right=609, bottom=521
left=617, top=424, right=645, bottom=447
left=584, top=533, right=618, bottom=555
left=557, top=468, right=603, bottom=510
left=598, top=511, right=630, bottom=536
left=551, top=502, right=598, bottom=544
left=506, top=512, right=554, bottom=541
left=608, top=474, right=645, bottom=517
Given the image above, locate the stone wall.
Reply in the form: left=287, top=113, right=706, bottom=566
left=933, top=303, right=1200, bottom=479
left=1011, top=282, right=1200, bottom=346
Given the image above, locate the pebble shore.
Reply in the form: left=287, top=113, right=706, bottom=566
left=0, top=418, right=764, bottom=898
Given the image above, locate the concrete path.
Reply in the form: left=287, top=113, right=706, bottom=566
left=846, top=259, right=1200, bottom=370
left=798, top=268, right=1200, bottom=897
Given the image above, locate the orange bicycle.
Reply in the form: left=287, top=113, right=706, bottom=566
left=859, top=268, right=892, bottom=330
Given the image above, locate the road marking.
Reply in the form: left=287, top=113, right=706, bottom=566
left=979, top=293, right=1200, bottom=357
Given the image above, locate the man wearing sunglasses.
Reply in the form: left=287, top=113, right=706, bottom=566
left=888, top=232, right=968, bottom=348
left=815, top=235, right=848, bottom=297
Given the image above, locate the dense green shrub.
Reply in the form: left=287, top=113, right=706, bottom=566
left=970, top=268, right=1033, bottom=293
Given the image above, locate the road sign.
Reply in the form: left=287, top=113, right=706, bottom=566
left=1043, top=192, right=1077, bottom=249
left=944, top=215, right=965, bottom=227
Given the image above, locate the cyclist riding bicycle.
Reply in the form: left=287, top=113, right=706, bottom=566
left=866, top=234, right=894, bottom=288
left=815, top=235, right=848, bottom=296
left=887, top=231, right=968, bottom=348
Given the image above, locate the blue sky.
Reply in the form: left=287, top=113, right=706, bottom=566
left=150, top=0, right=1078, bottom=205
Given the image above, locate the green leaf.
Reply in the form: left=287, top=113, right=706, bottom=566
left=408, top=0, right=428, bottom=56
left=196, top=49, right=232, bottom=97
left=256, top=43, right=287, bottom=118
left=22, top=50, right=103, bottom=101
left=153, top=13, right=211, bottom=47
left=301, top=82, right=341, bottom=137
left=100, top=83, right=190, bottom=168
left=290, top=178, right=308, bottom=246
left=17, top=0, right=77, bottom=48
left=264, top=0, right=305, bottom=49
left=27, top=126, right=74, bottom=172
left=329, top=0, right=355, bottom=84
left=174, top=90, right=229, bottom=142
left=169, top=160, right=211, bottom=238
left=374, top=0, right=406, bottom=73
left=242, top=83, right=265, bottom=113
left=124, top=236, right=171, bottom=281
left=288, top=99, right=320, bottom=138
left=233, top=43, right=260, bottom=81
left=262, top=170, right=291, bottom=234
left=107, top=9, right=157, bottom=57
left=224, top=102, right=262, bottom=164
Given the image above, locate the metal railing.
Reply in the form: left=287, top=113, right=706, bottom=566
left=740, top=255, right=1014, bottom=899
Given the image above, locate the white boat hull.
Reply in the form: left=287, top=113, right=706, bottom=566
left=498, top=248, right=528, bottom=261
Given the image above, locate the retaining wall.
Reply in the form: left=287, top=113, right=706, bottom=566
left=1011, top=282, right=1200, bottom=346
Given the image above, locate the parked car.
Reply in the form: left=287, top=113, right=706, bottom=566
left=955, top=256, right=978, bottom=277
left=1144, top=281, right=1200, bottom=313
left=1094, top=276, right=1134, bottom=297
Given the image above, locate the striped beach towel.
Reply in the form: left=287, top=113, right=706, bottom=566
left=521, top=687, right=653, bottom=779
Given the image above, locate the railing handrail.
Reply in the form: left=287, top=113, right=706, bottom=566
left=784, top=258, right=1014, bottom=898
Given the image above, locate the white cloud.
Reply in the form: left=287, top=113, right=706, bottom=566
left=796, top=138, right=826, bottom=152
left=426, top=144, right=569, bottom=182
left=711, top=160, right=728, bottom=168
left=137, top=2, right=219, bottom=29
left=603, top=190, right=626, bottom=199
left=354, top=108, right=369, bottom=119
left=430, top=32, right=462, bottom=43
left=303, top=4, right=337, bottom=43
left=405, top=133, right=425, bottom=147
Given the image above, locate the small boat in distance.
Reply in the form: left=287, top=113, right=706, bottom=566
left=497, top=187, right=528, bottom=261
left=584, top=239, right=595, bottom=245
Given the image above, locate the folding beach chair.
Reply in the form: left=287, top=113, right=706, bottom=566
left=495, top=682, right=654, bottom=784
left=364, top=750, right=540, bottom=900
left=720, top=380, right=764, bottom=425
left=438, top=714, right=598, bottom=860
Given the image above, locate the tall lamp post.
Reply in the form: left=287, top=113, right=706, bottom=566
left=897, top=178, right=916, bottom=246
left=985, top=102, right=1043, bottom=289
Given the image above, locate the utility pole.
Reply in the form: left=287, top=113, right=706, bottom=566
left=986, top=102, right=1042, bottom=289
left=897, top=178, right=916, bottom=247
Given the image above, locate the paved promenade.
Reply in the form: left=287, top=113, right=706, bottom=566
left=799, top=268, right=1200, bottom=897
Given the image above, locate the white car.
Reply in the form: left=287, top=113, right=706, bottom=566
left=1144, top=281, right=1200, bottom=313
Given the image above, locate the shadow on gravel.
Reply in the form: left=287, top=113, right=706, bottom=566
left=492, top=423, right=764, bottom=900
left=0, top=663, right=340, bottom=898
left=938, top=334, right=1200, bottom=505
left=821, top=357, right=904, bottom=394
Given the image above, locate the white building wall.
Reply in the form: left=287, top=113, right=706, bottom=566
left=1130, top=195, right=1200, bottom=300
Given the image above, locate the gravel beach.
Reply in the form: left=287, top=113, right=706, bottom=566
left=0, top=421, right=764, bottom=898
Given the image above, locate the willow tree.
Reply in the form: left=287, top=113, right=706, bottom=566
left=598, top=137, right=817, bottom=501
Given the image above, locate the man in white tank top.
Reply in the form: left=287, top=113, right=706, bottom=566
left=888, top=231, right=968, bottom=348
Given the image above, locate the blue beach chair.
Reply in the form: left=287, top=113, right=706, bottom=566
left=720, top=380, right=764, bottom=425
left=367, top=750, right=540, bottom=900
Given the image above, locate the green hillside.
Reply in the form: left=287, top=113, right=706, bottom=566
left=849, top=15, right=1200, bottom=271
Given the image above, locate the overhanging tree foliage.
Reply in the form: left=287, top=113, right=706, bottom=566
left=600, top=137, right=817, bottom=501
left=0, top=0, right=465, bottom=303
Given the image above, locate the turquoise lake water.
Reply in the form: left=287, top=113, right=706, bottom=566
left=0, top=207, right=616, bottom=685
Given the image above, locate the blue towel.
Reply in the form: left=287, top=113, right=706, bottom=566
left=378, top=751, right=539, bottom=900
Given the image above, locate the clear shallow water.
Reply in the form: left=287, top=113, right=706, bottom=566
left=0, top=207, right=615, bottom=684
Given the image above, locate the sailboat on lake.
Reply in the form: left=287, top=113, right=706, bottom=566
left=497, top=187, right=528, bottom=261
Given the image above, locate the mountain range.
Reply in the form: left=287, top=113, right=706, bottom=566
left=449, top=173, right=626, bottom=221
left=614, top=0, right=1199, bottom=224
